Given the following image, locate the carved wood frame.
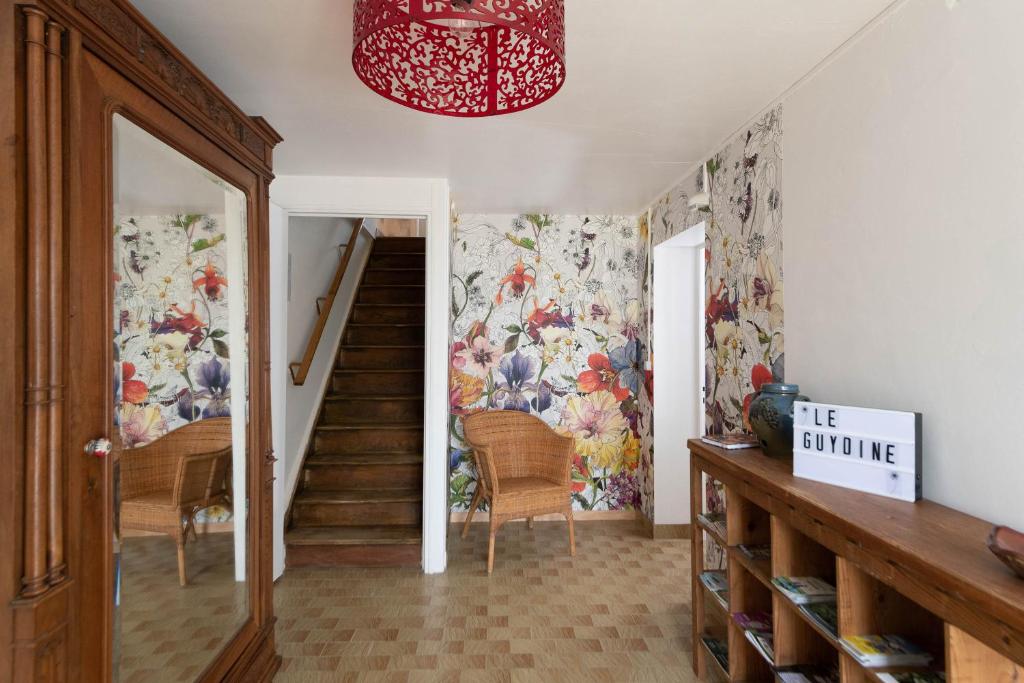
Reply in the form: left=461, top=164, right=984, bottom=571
left=0, top=1, right=282, bottom=681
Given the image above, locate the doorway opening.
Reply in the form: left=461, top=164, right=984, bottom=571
left=652, top=221, right=706, bottom=527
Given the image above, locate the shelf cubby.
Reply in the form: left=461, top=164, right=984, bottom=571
left=726, top=485, right=771, bottom=548
left=699, top=634, right=731, bottom=683
left=728, top=549, right=774, bottom=681
left=946, top=623, right=1022, bottom=681
left=770, top=516, right=836, bottom=584
left=836, top=557, right=945, bottom=676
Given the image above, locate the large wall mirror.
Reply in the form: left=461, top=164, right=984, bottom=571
left=111, top=114, right=250, bottom=681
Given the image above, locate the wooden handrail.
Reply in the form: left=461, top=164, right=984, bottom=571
left=289, top=218, right=364, bottom=385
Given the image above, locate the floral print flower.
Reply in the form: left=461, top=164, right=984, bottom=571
left=120, top=362, right=149, bottom=404
left=495, top=259, right=535, bottom=304
left=455, top=335, right=501, bottom=377
left=525, top=298, right=574, bottom=344
left=620, top=300, right=642, bottom=340
left=570, top=454, right=590, bottom=493
left=176, top=387, right=196, bottom=421
left=466, top=319, right=490, bottom=342
left=751, top=252, right=783, bottom=330
left=192, top=260, right=228, bottom=301
left=450, top=370, right=484, bottom=415
left=151, top=302, right=206, bottom=349
left=608, top=339, right=643, bottom=397
left=450, top=340, right=467, bottom=371
left=493, top=350, right=537, bottom=412
left=621, top=430, right=641, bottom=472
left=155, top=331, right=190, bottom=370
left=120, top=403, right=166, bottom=447
left=741, top=363, right=774, bottom=430
left=577, top=353, right=629, bottom=400
left=607, top=470, right=640, bottom=509
left=586, top=290, right=620, bottom=326
left=195, top=357, right=231, bottom=418
left=562, top=390, right=628, bottom=470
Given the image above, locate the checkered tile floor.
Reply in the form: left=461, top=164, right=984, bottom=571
left=274, top=521, right=695, bottom=682
left=117, top=532, right=247, bottom=682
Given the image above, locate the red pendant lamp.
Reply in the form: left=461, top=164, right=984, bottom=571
left=352, top=0, right=566, bottom=117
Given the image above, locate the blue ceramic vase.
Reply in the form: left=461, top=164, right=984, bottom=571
left=747, top=383, right=809, bottom=458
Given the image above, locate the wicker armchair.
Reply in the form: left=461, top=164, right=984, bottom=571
left=119, top=417, right=233, bottom=586
left=461, top=410, right=576, bottom=573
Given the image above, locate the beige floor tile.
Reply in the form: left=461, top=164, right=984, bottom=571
left=274, top=521, right=692, bottom=681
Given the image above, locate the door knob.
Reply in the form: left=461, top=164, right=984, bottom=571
left=84, top=438, right=113, bottom=458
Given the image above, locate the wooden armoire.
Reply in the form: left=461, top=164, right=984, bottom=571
left=0, top=0, right=281, bottom=680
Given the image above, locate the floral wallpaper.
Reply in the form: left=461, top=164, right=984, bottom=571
left=113, top=213, right=238, bottom=520
left=447, top=108, right=784, bottom=529
left=647, top=106, right=784, bottom=436
left=644, top=106, right=784, bottom=562
left=635, top=211, right=654, bottom=522
left=449, top=214, right=646, bottom=512
left=703, top=108, right=784, bottom=434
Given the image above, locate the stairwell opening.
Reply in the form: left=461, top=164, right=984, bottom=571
left=277, top=218, right=427, bottom=568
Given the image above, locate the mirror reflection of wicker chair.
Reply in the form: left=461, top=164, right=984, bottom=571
left=462, top=410, right=576, bottom=574
left=118, top=417, right=234, bottom=586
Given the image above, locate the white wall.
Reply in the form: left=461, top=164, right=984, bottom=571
left=284, top=218, right=372, bottom=491
left=653, top=224, right=705, bottom=525
left=285, top=216, right=356, bottom=468
left=270, top=176, right=451, bottom=573
left=785, top=0, right=1024, bottom=528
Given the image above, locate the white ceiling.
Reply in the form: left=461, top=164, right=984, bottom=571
left=131, top=0, right=895, bottom=215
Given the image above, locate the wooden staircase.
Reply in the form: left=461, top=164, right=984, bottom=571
left=285, top=237, right=425, bottom=568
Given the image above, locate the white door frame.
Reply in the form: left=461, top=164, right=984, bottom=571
left=652, top=221, right=705, bottom=525
left=270, top=176, right=451, bottom=574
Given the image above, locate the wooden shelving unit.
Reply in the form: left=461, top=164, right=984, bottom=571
left=689, top=439, right=1024, bottom=683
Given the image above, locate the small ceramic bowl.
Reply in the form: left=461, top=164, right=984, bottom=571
left=988, top=526, right=1024, bottom=580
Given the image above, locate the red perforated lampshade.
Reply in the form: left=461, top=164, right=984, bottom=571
left=352, top=0, right=566, bottom=117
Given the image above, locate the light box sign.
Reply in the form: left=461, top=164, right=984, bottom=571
left=793, top=401, right=922, bottom=502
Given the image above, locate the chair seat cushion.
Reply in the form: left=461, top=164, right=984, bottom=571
left=492, top=476, right=569, bottom=520
left=122, top=491, right=174, bottom=508
left=499, top=477, right=563, bottom=497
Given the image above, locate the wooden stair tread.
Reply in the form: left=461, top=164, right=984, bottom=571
left=286, top=525, right=421, bottom=546
left=365, top=267, right=426, bottom=272
left=323, top=394, right=422, bottom=401
left=340, top=344, right=424, bottom=349
left=295, top=489, right=422, bottom=504
left=360, top=284, right=425, bottom=288
left=333, top=368, right=421, bottom=374
left=353, top=303, right=424, bottom=307
left=305, top=452, right=423, bottom=466
left=316, top=422, right=422, bottom=431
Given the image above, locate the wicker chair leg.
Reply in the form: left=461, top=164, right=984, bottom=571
left=176, top=538, right=187, bottom=586
left=487, top=516, right=498, bottom=574
left=186, top=512, right=198, bottom=542
left=566, top=509, right=576, bottom=557
left=462, top=485, right=484, bottom=539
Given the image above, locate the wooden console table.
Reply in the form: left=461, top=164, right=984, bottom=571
left=689, top=438, right=1024, bottom=682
